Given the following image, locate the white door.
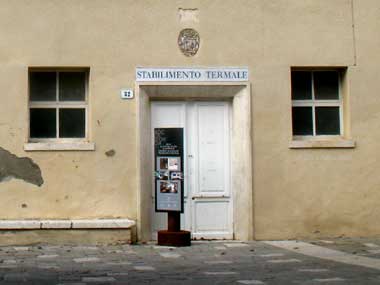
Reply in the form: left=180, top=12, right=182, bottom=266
left=151, top=101, right=233, bottom=240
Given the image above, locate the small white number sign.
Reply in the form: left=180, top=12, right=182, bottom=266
left=120, top=89, right=134, bottom=99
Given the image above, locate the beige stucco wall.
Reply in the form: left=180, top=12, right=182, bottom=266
left=0, top=0, right=378, bottom=240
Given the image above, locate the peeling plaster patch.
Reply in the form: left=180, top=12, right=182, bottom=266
left=178, top=8, right=199, bottom=23
left=105, top=149, right=116, bottom=157
left=0, top=147, right=43, bottom=187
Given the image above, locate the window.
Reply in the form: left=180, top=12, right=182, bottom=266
left=291, top=70, right=343, bottom=137
left=28, top=69, right=89, bottom=143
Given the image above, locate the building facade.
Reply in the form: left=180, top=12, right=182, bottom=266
left=0, top=0, right=378, bottom=244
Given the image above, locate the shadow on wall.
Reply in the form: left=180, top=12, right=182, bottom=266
left=0, top=147, right=43, bottom=187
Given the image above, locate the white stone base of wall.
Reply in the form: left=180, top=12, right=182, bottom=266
left=0, top=219, right=136, bottom=245
left=0, top=219, right=135, bottom=229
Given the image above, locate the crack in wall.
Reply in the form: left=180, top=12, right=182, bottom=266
left=0, top=147, right=43, bottom=187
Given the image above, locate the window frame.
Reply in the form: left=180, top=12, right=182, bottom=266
left=291, top=69, right=344, bottom=140
left=28, top=68, right=89, bottom=143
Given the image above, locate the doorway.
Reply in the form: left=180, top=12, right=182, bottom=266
left=151, top=101, right=233, bottom=240
left=137, top=83, right=252, bottom=241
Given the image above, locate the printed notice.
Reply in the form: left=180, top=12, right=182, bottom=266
left=154, top=128, right=184, bottom=212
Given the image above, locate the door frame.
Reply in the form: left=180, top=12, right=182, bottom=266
left=136, top=82, right=253, bottom=241
left=150, top=101, right=233, bottom=240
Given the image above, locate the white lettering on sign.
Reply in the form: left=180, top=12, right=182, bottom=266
left=136, top=67, right=249, bottom=82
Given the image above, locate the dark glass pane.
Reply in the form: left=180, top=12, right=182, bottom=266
left=29, top=72, right=56, bottom=101
left=30, top=108, right=56, bottom=138
left=59, top=72, right=86, bottom=101
left=59, top=109, right=85, bottom=138
left=316, top=107, right=340, bottom=135
left=291, top=71, right=312, bottom=100
left=314, top=71, right=339, bottom=100
left=292, top=107, right=313, bottom=135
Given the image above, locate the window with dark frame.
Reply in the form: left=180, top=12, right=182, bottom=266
left=291, top=70, right=343, bottom=137
left=29, top=70, right=88, bottom=140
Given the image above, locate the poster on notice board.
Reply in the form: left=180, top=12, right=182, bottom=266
left=154, top=128, right=184, bottom=213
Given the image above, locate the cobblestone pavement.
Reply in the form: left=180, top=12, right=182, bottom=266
left=0, top=239, right=379, bottom=284
left=306, top=237, right=380, bottom=259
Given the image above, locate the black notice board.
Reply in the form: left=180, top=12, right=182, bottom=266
left=154, top=128, right=184, bottom=213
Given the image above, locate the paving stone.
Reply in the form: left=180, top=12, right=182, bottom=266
left=2, top=259, right=17, bottom=264
left=74, top=257, right=100, bottom=263
left=13, top=246, right=29, bottom=251
left=153, top=246, right=176, bottom=250
left=107, top=250, right=123, bottom=253
left=266, top=258, right=301, bottom=263
left=73, top=246, right=99, bottom=251
left=367, top=249, right=380, bottom=254
left=312, top=277, right=346, bottom=282
left=214, top=246, right=227, bottom=250
left=257, top=253, right=284, bottom=257
left=58, top=275, right=82, bottom=282
left=134, top=265, right=156, bottom=271
left=37, top=254, right=59, bottom=259
left=0, top=264, right=17, bottom=268
left=204, top=271, right=238, bottom=275
left=82, top=276, right=116, bottom=282
left=107, top=272, right=128, bottom=276
left=4, top=273, right=29, bottom=282
left=319, top=240, right=335, bottom=244
left=204, top=260, right=233, bottom=264
left=106, top=261, right=132, bottom=266
left=224, top=243, right=248, bottom=248
left=159, top=252, right=181, bottom=258
left=298, top=268, right=330, bottom=272
left=38, top=264, right=60, bottom=269
left=57, top=283, right=86, bottom=285
left=42, top=245, right=61, bottom=250
left=364, top=243, right=379, bottom=248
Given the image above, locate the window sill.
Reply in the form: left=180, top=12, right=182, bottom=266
left=24, top=142, right=95, bottom=151
left=289, top=139, right=355, bottom=149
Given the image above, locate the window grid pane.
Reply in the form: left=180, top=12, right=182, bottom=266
left=30, top=108, right=57, bottom=138
left=315, top=106, right=341, bottom=135
left=29, top=70, right=88, bottom=141
left=314, top=71, right=340, bottom=100
left=291, top=71, right=312, bottom=100
left=291, top=70, right=343, bottom=137
left=59, top=108, right=86, bottom=138
left=292, top=107, right=313, bottom=136
left=30, top=72, right=57, bottom=102
left=59, top=72, right=86, bottom=102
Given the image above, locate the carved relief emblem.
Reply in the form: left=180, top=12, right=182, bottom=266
left=178, top=28, right=200, bottom=57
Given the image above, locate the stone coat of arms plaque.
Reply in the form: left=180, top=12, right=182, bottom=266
left=178, top=28, right=200, bottom=57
